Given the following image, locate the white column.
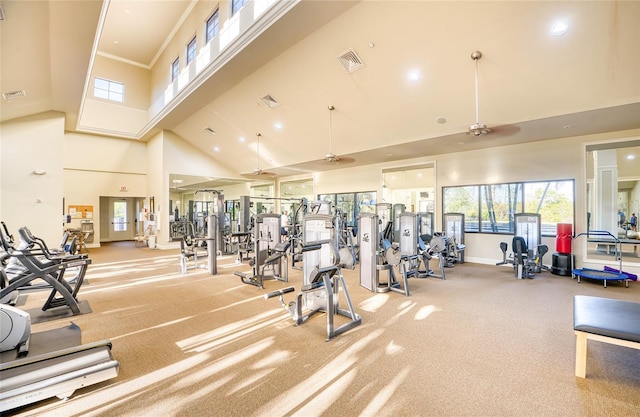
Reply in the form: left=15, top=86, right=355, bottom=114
left=593, top=150, right=618, bottom=234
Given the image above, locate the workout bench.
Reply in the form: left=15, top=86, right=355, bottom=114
left=573, top=295, right=640, bottom=378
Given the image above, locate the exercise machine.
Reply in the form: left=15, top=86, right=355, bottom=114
left=264, top=213, right=361, bottom=340
left=358, top=212, right=402, bottom=294
left=496, top=213, right=549, bottom=279
left=0, top=302, right=119, bottom=412
left=443, top=212, right=466, bottom=265
left=235, top=213, right=288, bottom=288
left=0, top=226, right=91, bottom=315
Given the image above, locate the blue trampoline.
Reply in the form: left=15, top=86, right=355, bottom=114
left=572, top=230, right=631, bottom=288
left=572, top=267, right=629, bottom=288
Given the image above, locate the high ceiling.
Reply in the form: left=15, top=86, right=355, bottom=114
left=1, top=0, right=639, bottom=183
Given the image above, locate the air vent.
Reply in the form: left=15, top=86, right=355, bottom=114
left=336, top=48, right=365, bottom=73
left=2, top=90, right=26, bottom=100
left=0, top=5, right=5, bottom=21
left=260, top=94, right=280, bottom=109
left=203, top=127, right=216, bottom=135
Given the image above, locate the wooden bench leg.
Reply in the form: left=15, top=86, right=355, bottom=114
left=575, top=331, right=588, bottom=378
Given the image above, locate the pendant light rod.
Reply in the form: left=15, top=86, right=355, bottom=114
left=256, top=132, right=261, bottom=172
left=471, top=51, right=482, bottom=124
left=468, top=51, right=491, bottom=136
left=328, top=105, right=335, bottom=155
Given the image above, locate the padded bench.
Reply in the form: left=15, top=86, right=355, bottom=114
left=573, top=295, right=640, bottom=378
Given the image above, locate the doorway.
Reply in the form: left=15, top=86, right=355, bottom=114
left=99, top=196, right=140, bottom=242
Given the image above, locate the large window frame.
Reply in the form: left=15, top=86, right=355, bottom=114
left=443, top=179, right=574, bottom=236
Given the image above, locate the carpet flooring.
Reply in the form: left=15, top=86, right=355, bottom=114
left=6, top=241, right=640, bottom=417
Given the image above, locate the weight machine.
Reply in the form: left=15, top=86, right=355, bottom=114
left=443, top=213, right=466, bottom=265
left=358, top=212, right=402, bottom=294
left=264, top=213, right=361, bottom=341
left=179, top=215, right=218, bottom=275
left=235, top=213, right=288, bottom=289
left=496, top=213, right=549, bottom=279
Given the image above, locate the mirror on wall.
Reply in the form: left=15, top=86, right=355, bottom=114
left=381, top=164, right=435, bottom=213
left=585, top=140, right=640, bottom=264
left=169, top=174, right=251, bottom=240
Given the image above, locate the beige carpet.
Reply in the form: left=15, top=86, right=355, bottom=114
left=7, top=242, right=640, bottom=417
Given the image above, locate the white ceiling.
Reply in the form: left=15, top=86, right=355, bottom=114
left=1, top=1, right=639, bottom=185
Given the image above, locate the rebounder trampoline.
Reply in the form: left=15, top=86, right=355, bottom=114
left=572, top=267, right=629, bottom=288
left=572, top=230, right=631, bottom=288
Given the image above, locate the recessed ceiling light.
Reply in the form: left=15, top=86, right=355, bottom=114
left=274, top=122, right=283, bottom=130
left=239, top=136, right=246, bottom=143
left=213, top=146, right=220, bottom=152
left=407, top=70, right=421, bottom=82
left=627, top=154, right=636, bottom=160
left=550, top=21, right=568, bottom=36
left=436, top=116, right=447, bottom=124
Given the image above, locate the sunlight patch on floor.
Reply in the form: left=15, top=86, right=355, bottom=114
left=251, top=328, right=385, bottom=416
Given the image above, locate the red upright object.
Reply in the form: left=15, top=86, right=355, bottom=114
left=556, top=223, right=572, bottom=254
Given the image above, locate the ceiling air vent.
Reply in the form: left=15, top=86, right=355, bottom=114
left=260, top=94, right=280, bottom=109
left=336, top=48, right=365, bottom=73
left=2, top=90, right=26, bottom=100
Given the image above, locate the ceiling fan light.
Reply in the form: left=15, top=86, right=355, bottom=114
left=468, top=123, right=492, bottom=136
left=325, top=152, right=339, bottom=162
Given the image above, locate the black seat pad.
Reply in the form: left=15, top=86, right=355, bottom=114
left=574, top=295, right=640, bottom=343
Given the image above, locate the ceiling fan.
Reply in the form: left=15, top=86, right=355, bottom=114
left=467, top=50, right=492, bottom=137
left=244, top=132, right=276, bottom=178
left=324, top=105, right=354, bottom=164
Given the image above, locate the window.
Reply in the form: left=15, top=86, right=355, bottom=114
left=93, top=77, right=124, bottom=103
left=443, top=180, right=574, bottom=236
left=206, top=9, right=219, bottom=43
left=186, top=37, right=197, bottom=65
left=232, top=0, right=249, bottom=15
left=480, top=183, right=521, bottom=233
left=113, top=201, right=128, bottom=231
left=443, top=186, right=479, bottom=232
left=171, top=57, right=179, bottom=82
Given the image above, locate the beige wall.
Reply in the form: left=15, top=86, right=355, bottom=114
left=81, top=55, right=152, bottom=136
left=2, top=113, right=639, bottom=275
left=0, top=112, right=65, bottom=244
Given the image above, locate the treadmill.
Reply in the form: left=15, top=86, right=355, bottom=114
left=0, top=317, right=119, bottom=412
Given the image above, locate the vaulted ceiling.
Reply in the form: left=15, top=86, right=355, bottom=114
left=1, top=0, right=639, bottom=182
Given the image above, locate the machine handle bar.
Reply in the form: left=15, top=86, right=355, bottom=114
left=264, top=286, right=295, bottom=299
